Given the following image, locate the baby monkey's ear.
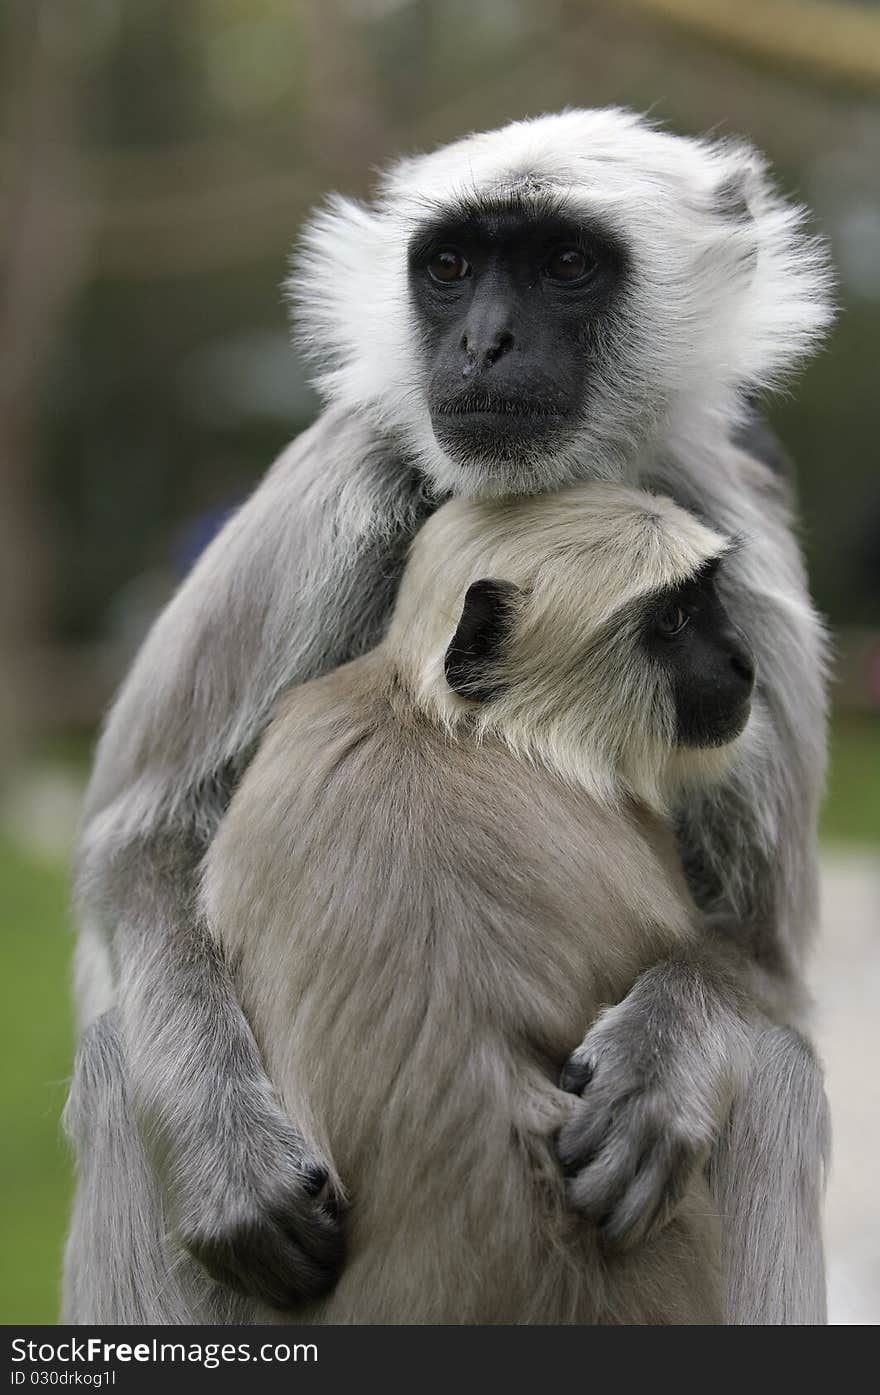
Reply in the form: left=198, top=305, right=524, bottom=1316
left=444, top=578, right=521, bottom=703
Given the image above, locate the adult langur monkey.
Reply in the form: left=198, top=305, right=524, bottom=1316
left=73, top=483, right=756, bottom=1324
left=67, top=110, right=832, bottom=1324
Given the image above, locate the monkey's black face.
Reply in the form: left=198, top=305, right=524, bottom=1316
left=642, top=560, right=756, bottom=748
left=407, top=202, right=626, bottom=473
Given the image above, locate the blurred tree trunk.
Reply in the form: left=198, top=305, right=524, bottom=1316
left=0, top=1, right=95, bottom=771
left=299, top=0, right=389, bottom=181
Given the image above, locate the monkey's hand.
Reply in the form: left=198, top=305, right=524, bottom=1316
left=170, top=1100, right=346, bottom=1310
left=555, top=959, right=747, bottom=1250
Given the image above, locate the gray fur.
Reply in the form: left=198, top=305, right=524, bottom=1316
left=62, top=1011, right=254, bottom=1325
left=709, top=1025, right=830, bottom=1324
left=66, top=110, right=830, bottom=1323
left=70, top=411, right=431, bottom=1311
left=557, top=952, right=750, bottom=1252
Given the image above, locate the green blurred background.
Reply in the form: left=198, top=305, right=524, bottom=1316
left=1, top=0, right=878, bottom=1325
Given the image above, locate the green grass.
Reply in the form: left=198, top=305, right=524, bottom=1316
left=0, top=838, right=73, bottom=1324
left=0, top=712, right=875, bottom=1324
left=820, top=713, right=880, bottom=845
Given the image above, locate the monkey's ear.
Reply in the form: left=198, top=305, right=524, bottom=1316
left=444, top=579, right=520, bottom=703
left=714, top=166, right=757, bottom=224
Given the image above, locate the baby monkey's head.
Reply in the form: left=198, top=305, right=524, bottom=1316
left=387, top=482, right=754, bottom=809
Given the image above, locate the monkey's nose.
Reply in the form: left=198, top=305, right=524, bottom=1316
left=460, top=328, right=515, bottom=375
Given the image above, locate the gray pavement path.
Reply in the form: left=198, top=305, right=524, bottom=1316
left=814, top=851, right=880, bottom=1325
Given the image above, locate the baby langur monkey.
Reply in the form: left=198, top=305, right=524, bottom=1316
left=203, top=482, right=756, bottom=1325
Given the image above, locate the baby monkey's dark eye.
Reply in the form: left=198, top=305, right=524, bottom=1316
left=545, top=247, right=592, bottom=283
left=428, top=248, right=470, bottom=283
left=654, top=601, right=690, bottom=637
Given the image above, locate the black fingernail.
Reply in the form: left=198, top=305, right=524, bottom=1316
left=559, top=1057, right=594, bottom=1094
left=303, top=1165, right=328, bottom=1196
left=321, top=1195, right=341, bottom=1223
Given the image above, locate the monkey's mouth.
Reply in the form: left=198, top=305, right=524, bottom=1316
left=430, top=397, right=569, bottom=465
left=679, top=696, right=752, bottom=749
left=432, top=394, right=563, bottom=421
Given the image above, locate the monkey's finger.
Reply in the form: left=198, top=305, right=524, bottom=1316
left=556, top=1110, right=608, bottom=1177
left=219, top=1238, right=339, bottom=1309
left=565, top=1154, right=634, bottom=1222
left=202, top=1208, right=345, bottom=1309
left=269, top=1194, right=347, bottom=1267
left=268, top=1204, right=347, bottom=1304
left=562, top=1123, right=644, bottom=1219
left=188, top=1192, right=346, bottom=1309
left=556, top=1088, right=637, bottom=1175
left=559, top=1054, right=595, bottom=1094
left=598, top=1139, right=693, bottom=1252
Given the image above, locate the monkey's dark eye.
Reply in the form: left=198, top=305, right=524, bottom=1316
left=544, top=247, right=593, bottom=283
left=428, top=248, right=470, bottom=283
left=654, top=601, right=690, bottom=638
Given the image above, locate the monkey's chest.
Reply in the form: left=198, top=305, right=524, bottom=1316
left=256, top=888, right=707, bottom=1324
left=266, top=863, right=656, bottom=1111
left=267, top=878, right=666, bottom=1139
left=235, top=806, right=706, bottom=1321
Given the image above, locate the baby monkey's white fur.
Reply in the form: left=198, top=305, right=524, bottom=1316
left=394, top=484, right=734, bottom=808
left=203, top=483, right=743, bottom=1325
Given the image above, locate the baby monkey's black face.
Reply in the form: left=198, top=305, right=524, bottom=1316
left=442, top=554, right=754, bottom=753
left=642, top=559, right=755, bottom=748
left=407, top=201, right=626, bottom=470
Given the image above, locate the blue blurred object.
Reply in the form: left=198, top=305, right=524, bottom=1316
left=173, top=502, right=240, bottom=579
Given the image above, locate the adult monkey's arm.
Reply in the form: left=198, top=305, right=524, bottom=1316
left=560, top=435, right=829, bottom=1324
left=74, top=407, right=432, bottom=1309
left=558, top=941, right=828, bottom=1325
left=675, top=441, right=830, bottom=1325
left=653, top=439, right=828, bottom=1324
